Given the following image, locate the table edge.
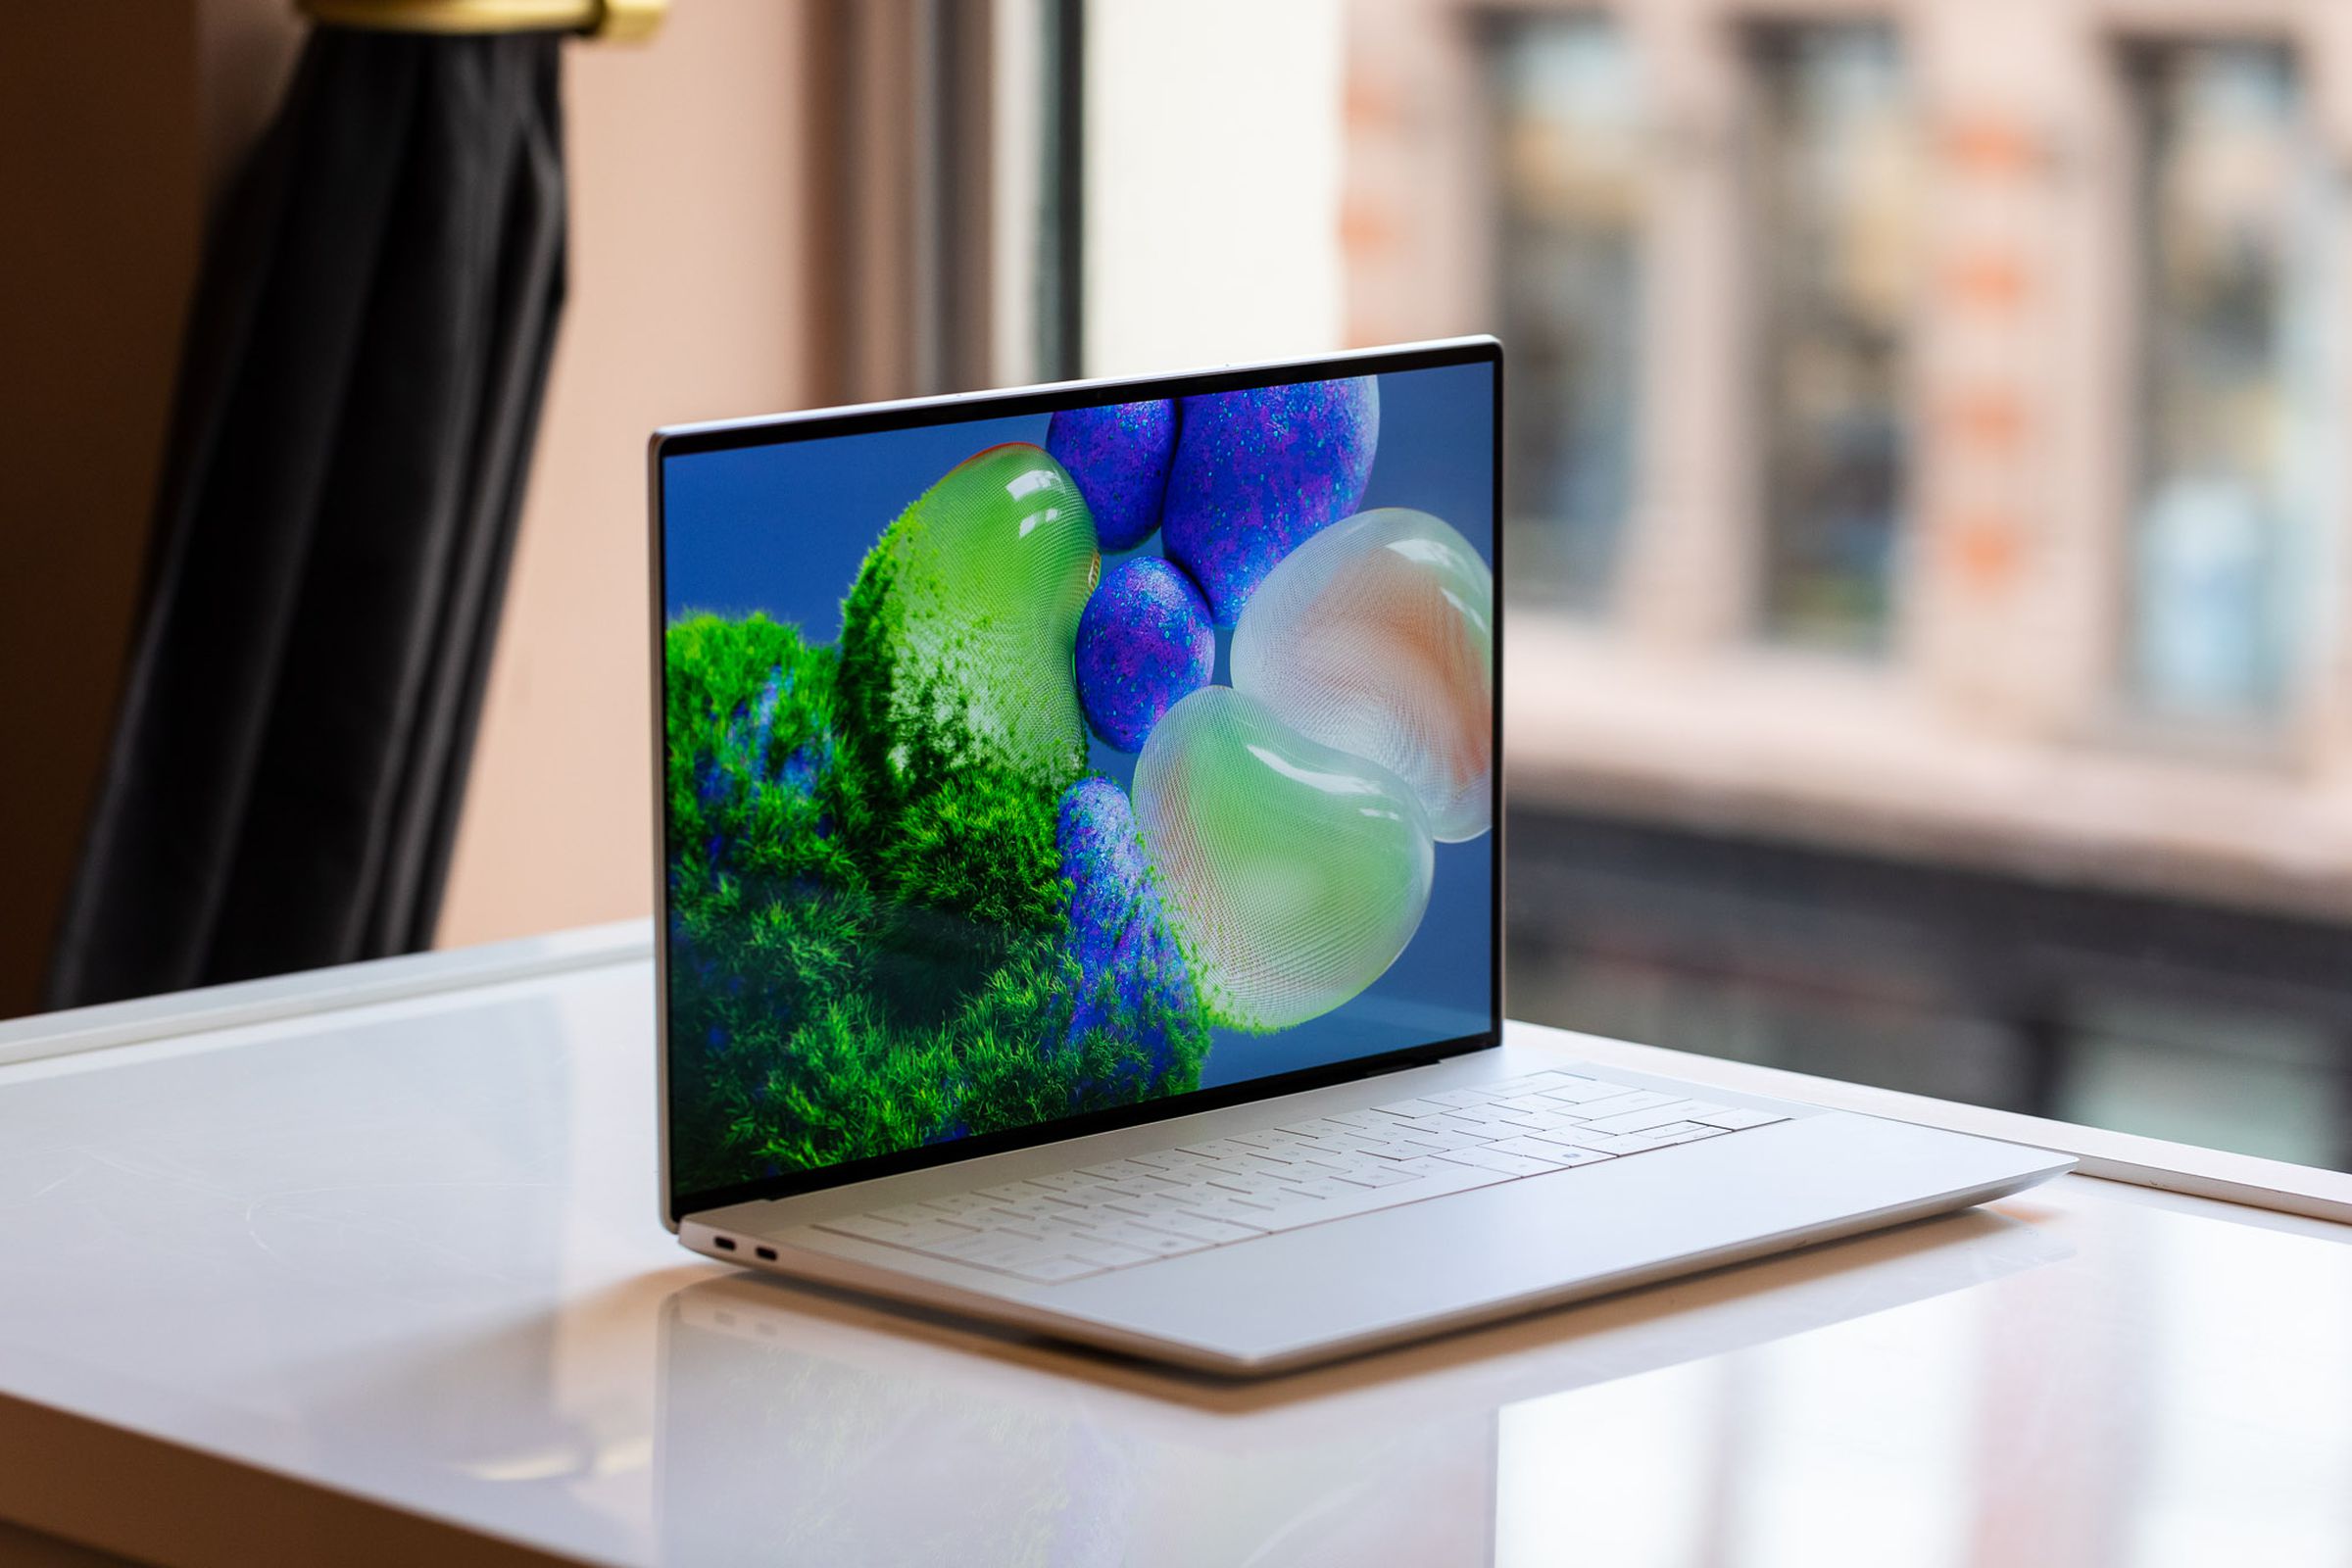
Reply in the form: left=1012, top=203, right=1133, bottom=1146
left=1511, top=1022, right=2352, bottom=1226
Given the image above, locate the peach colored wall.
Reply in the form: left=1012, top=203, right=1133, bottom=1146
left=435, top=3, right=822, bottom=950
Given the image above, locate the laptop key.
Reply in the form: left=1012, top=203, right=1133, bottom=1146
left=1005, top=1255, right=1104, bottom=1284
left=1469, top=1076, right=1537, bottom=1097
left=1571, top=1090, right=1680, bottom=1119
left=1174, top=1139, right=1260, bottom=1160
left=1024, top=1170, right=1106, bottom=1194
left=1066, top=1240, right=1159, bottom=1269
left=945, top=1233, right=1077, bottom=1271
left=815, top=1213, right=912, bottom=1243
left=1485, top=1136, right=1585, bottom=1164
left=919, top=1226, right=1031, bottom=1257
left=1075, top=1159, right=1155, bottom=1182
left=1131, top=1213, right=1260, bottom=1245
left=1284, top=1177, right=1358, bottom=1200
left=1330, top=1165, right=1421, bottom=1188
left=1373, top=1097, right=1459, bottom=1119
left=1163, top=1184, right=1253, bottom=1206
left=1576, top=1133, right=1678, bottom=1155
left=1383, top=1133, right=1458, bottom=1161
left=1115, top=1172, right=1190, bottom=1194
left=1579, top=1102, right=1705, bottom=1136
left=887, top=1217, right=988, bottom=1248
left=1174, top=1198, right=1277, bottom=1228
left=1205, top=1173, right=1273, bottom=1197
left=1276, top=1163, right=1505, bottom=1225
left=1539, top=1079, right=1628, bottom=1104
left=1138, top=1158, right=1219, bottom=1184
left=1217, top=1185, right=1294, bottom=1209
left=976, top=1181, right=1055, bottom=1202
left=1086, top=1223, right=1211, bottom=1257
left=1435, top=1147, right=1560, bottom=1177
left=1694, top=1107, right=1789, bottom=1130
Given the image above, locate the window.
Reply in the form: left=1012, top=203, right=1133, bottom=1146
left=1031, top=4, right=2352, bottom=1176
left=1489, top=14, right=1644, bottom=615
left=2124, top=40, right=2337, bottom=722
left=1745, top=24, right=1920, bottom=653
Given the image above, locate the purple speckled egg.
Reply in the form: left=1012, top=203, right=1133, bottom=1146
left=1160, top=377, right=1380, bottom=625
left=1046, top=399, right=1177, bottom=552
left=1073, top=557, right=1214, bottom=753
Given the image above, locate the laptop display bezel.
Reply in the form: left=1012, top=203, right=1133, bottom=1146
left=650, top=336, right=1504, bottom=1227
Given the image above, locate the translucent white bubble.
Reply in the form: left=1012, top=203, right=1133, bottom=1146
left=1231, top=509, right=1494, bottom=842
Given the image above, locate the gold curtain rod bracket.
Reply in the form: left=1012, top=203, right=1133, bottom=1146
left=297, top=0, right=665, bottom=44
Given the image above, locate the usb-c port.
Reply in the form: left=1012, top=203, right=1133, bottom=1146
left=755, top=1246, right=778, bottom=1261
left=712, top=1236, right=737, bottom=1251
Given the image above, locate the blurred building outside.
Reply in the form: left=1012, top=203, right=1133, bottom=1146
left=1336, top=1, right=2352, bottom=884
left=1312, top=0, right=2352, bottom=1166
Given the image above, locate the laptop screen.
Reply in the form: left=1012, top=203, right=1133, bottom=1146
left=656, top=344, right=1499, bottom=1217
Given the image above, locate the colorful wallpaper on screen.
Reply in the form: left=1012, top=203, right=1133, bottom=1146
left=662, top=364, right=1494, bottom=1198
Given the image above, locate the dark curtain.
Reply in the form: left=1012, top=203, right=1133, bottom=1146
left=46, top=28, right=567, bottom=1007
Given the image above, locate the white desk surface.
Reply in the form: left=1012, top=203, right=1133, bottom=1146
left=1, top=924, right=2347, bottom=1567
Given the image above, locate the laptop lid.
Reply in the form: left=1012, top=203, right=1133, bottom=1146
left=651, top=338, right=1501, bottom=1225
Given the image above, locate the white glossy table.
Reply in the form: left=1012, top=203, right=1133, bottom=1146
left=1, top=924, right=2347, bottom=1566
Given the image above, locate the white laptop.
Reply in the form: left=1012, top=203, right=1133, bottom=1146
left=648, top=337, right=2070, bottom=1374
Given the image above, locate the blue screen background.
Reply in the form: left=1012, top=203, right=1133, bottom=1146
left=662, top=360, right=1494, bottom=1096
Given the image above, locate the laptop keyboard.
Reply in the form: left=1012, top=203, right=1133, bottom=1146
left=807, top=1070, right=1790, bottom=1285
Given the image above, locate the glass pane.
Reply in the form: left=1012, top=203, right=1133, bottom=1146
left=2127, top=41, right=2332, bottom=720
left=1059, top=10, right=2352, bottom=1174
left=1490, top=15, right=1643, bottom=614
left=1748, top=24, right=1919, bottom=653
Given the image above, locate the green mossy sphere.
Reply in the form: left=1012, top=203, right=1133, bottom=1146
left=664, top=590, right=1200, bottom=1194
left=840, top=441, right=1101, bottom=789
left=837, top=442, right=1102, bottom=934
